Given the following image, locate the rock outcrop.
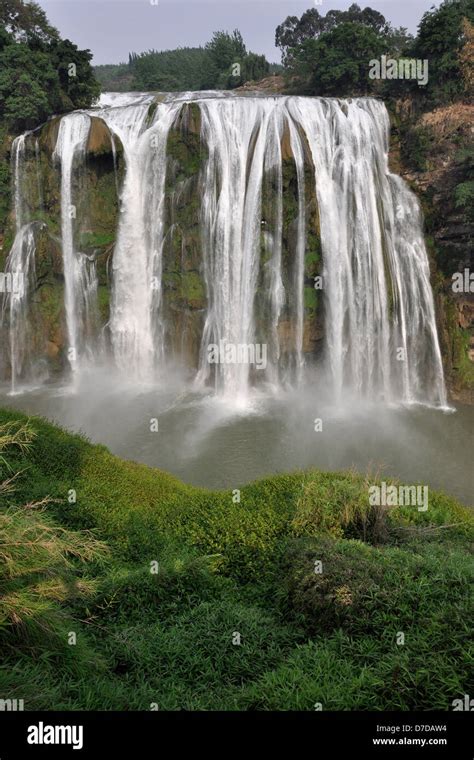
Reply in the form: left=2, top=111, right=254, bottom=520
left=390, top=100, right=474, bottom=402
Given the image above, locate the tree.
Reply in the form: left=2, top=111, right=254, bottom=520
left=291, top=21, right=386, bottom=96
left=384, top=26, right=414, bottom=57
left=50, top=38, right=100, bottom=111
left=0, top=43, right=58, bottom=130
left=201, top=29, right=247, bottom=87
left=241, top=52, right=270, bottom=84
left=414, top=0, right=474, bottom=102
left=276, top=4, right=390, bottom=65
left=205, top=29, right=247, bottom=71
left=275, top=9, right=325, bottom=66
left=0, top=3, right=100, bottom=131
left=0, top=0, right=58, bottom=44
left=130, top=47, right=208, bottom=91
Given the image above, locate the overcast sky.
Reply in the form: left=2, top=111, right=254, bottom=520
left=37, top=0, right=441, bottom=65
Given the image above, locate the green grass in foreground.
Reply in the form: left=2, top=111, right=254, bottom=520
left=0, top=407, right=472, bottom=711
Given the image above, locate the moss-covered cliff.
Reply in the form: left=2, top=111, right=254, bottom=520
left=1, top=101, right=325, bottom=380
left=389, top=100, right=474, bottom=402
left=1, top=96, right=472, bottom=399
left=0, top=115, right=124, bottom=377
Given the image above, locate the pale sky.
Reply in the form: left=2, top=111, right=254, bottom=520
left=36, top=0, right=441, bottom=65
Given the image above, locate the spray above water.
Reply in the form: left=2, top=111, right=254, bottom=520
left=2, top=93, right=447, bottom=407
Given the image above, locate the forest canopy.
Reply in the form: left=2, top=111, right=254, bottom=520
left=276, top=0, right=474, bottom=102
left=95, top=30, right=274, bottom=92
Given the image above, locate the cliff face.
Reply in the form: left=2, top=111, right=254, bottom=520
left=1, top=97, right=472, bottom=401
left=0, top=116, right=125, bottom=376
left=389, top=100, right=474, bottom=403
left=0, top=106, right=324, bottom=378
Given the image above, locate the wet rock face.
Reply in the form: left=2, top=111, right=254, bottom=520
left=390, top=100, right=474, bottom=400
left=3, top=106, right=325, bottom=377
left=5, top=95, right=465, bottom=400
left=0, top=116, right=123, bottom=376
left=160, top=110, right=325, bottom=370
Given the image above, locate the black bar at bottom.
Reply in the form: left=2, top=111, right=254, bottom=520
left=0, top=711, right=472, bottom=758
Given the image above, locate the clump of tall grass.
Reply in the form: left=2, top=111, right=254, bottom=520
left=292, top=468, right=391, bottom=544
left=0, top=421, right=107, bottom=639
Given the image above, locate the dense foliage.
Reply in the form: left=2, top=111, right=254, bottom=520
left=95, top=30, right=273, bottom=92
left=0, top=0, right=100, bottom=132
left=276, top=3, right=391, bottom=67
left=0, top=407, right=472, bottom=710
left=413, top=0, right=474, bottom=103
left=289, top=21, right=387, bottom=96
left=278, top=1, right=474, bottom=103
left=454, top=144, right=474, bottom=225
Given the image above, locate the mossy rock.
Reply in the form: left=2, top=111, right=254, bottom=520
left=163, top=269, right=205, bottom=309
left=281, top=532, right=473, bottom=643
left=38, top=116, right=61, bottom=155
left=87, top=117, right=123, bottom=158
left=166, top=108, right=207, bottom=182
left=304, top=285, right=318, bottom=313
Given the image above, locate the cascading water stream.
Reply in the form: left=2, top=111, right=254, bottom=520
left=53, top=112, right=96, bottom=378
left=196, top=98, right=275, bottom=398
left=93, top=95, right=182, bottom=378
left=1, top=135, right=39, bottom=393
left=286, top=117, right=307, bottom=385
left=2, top=93, right=447, bottom=408
left=287, top=97, right=446, bottom=406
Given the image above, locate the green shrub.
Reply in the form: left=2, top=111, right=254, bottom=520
left=281, top=536, right=473, bottom=639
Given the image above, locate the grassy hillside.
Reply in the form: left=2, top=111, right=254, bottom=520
left=0, top=407, right=472, bottom=710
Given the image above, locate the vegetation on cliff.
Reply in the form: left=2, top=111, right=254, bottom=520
left=0, top=408, right=472, bottom=710
left=0, top=0, right=99, bottom=132
left=276, top=0, right=474, bottom=103
left=0, top=1, right=100, bottom=234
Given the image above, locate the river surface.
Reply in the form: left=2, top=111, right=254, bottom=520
left=1, top=369, right=472, bottom=505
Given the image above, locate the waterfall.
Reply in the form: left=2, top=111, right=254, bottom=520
left=94, top=96, right=182, bottom=378
left=1, top=136, right=39, bottom=393
left=3, top=226, right=37, bottom=394
left=287, top=117, right=307, bottom=385
left=2, top=94, right=447, bottom=407
left=287, top=97, right=446, bottom=406
left=13, top=134, right=26, bottom=229
left=53, top=112, right=96, bottom=376
left=196, top=99, right=276, bottom=397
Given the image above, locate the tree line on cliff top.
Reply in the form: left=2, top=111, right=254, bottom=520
left=96, top=1, right=473, bottom=106
left=276, top=0, right=473, bottom=102
left=0, top=0, right=472, bottom=134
